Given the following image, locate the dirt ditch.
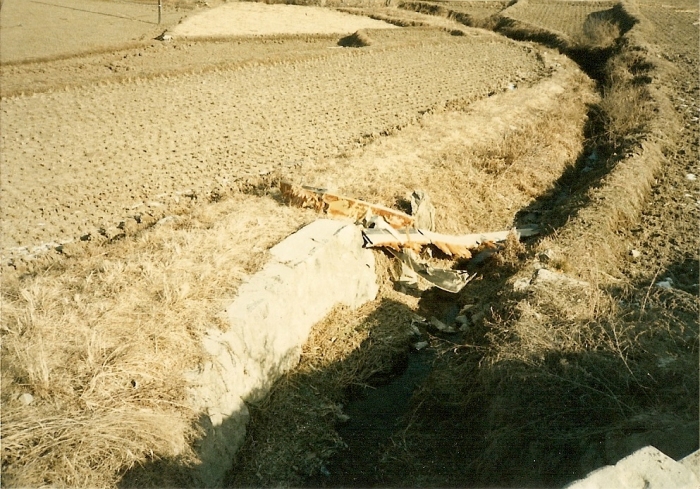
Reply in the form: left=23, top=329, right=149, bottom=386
left=224, top=2, right=698, bottom=488
left=1, top=0, right=697, bottom=487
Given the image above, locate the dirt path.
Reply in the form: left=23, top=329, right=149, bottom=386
left=1, top=28, right=547, bottom=265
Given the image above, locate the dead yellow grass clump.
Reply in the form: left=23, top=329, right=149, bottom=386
left=575, top=14, right=621, bottom=48
left=229, top=254, right=419, bottom=486
left=1, top=195, right=314, bottom=487
left=293, top=68, right=594, bottom=237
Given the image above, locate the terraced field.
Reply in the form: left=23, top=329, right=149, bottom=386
left=422, top=0, right=509, bottom=18
left=637, top=0, right=699, bottom=58
left=0, top=28, right=546, bottom=263
left=501, top=0, right=616, bottom=38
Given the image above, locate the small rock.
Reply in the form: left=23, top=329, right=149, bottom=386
left=533, top=268, right=589, bottom=288
left=513, top=277, right=532, bottom=292
left=409, top=323, right=422, bottom=337
left=19, top=393, right=34, bottom=405
left=455, top=315, right=469, bottom=327
left=657, top=356, right=676, bottom=368
left=538, top=249, right=555, bottom=263
left=686, top=173, right=697, bottom=181
left=429, top=316, right=457, bottom=333
left=470, top=248, right=497, bottom=265
left=656, top=278, right=674, bottom=289
left=413, top=341, right=429, bottom=351
left=156, top=215, right=180, bottom=226
left=470, top=310, right=486, bottom=324
left=630, top=249, right=641, bottom=259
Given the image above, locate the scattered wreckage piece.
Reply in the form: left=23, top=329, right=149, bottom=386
left=362, top=225, right=539, bottom=259
left=388, top=248, right=476, bottom=293
left=279, top=182, right=538, bottom=293
left=410, top=190, right=435, bottom=231
left=279, top=181, right=414, bottom=229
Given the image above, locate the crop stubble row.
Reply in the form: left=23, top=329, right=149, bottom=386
left=1, top=31, right=546, bottom=260
left=636, top=0, right=699, bottom=57
left=502, top=0, right=615, bottom=39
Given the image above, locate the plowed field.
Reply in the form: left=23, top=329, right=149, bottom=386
left=637, top=0, right=699, bottom=59
left=501, top=0, right=615, bottom=38
left=0, top=28, right=546, bottom=263
left=422, top=0, right=510, bottom=19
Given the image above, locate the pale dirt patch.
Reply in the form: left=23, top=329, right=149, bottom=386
left=168, top=2, right=398, bottom=37
left=0, top=0, right=186, bottom=63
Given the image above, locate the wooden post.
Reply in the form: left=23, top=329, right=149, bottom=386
left=158, top=0, right=162, bottom=24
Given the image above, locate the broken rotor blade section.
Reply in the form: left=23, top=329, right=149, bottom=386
left=363, top=226, right=539, bottom=257
left=279, top=181, right=414, bottom=229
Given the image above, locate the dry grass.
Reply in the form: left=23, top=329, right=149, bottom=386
left=292, top=67, right=594, bottom=236
left=378, top=2, right=698, bottom=485
left=1, top=194, right=313, bottom=487
left=575, top=14, right=621, bottom=48
left=333, top=2, right=699, bottom=487
left=3, top=5, right=660, bottom=485
left=229, top=258, right=418, bottom=486
left=224, top=63, right=599, bottom=486
left=461, top=268, right=699, bottom=484
left=1, top=15, right=594, bottom=486
left=2, top=409, right=191, bottom=487
left=592, top=45, right=659, bottom=154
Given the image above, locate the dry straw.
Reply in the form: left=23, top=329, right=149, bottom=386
left=1, top=194, right=314, bottom=487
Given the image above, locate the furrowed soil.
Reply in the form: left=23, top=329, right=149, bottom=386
left=1, top=0, right=698, bottom=487
left=1, top=27, right=546, bottom=267
left=500, top=0, right=616, bottom=39
left=626, top=0, right=700, bottom=286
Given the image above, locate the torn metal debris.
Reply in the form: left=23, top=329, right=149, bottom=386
left=279, top=181, right=414, bottom=229
left=388, top=248, right=476, bottom=293
left=362, top=226, right=539, bottom=259
left=279, top=182, right=538, bottom=294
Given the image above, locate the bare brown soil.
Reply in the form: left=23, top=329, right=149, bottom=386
left=0, top=0, right=187, bottom=63
left=626, top=0, right=700, bottom=285
left=501, top=0, right=616, bottom=39
left=1, top=27, right=546, bottom=268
